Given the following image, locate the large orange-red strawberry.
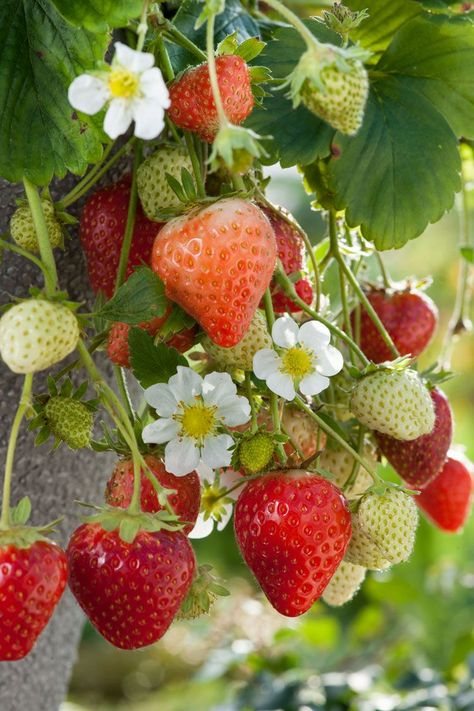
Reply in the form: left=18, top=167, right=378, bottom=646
left=417, top=453, right=473, bottom=532
left=151, top=198, right=277, bottom=347
left=0, top=540, right=67, bottom=661
left=105, top=455, right=201, bottom=535
left=80, top=177, right=163, bottom=298
left=351, top=287, right=438, bottom=363
left=168, top=55, right=254, bottom=143
left=375, top=388, right=453, bottom=488
left=107, top=316, right=196, bottom=368
left=234, top=471, right=351, bottom=616
left=67, top=523, right=196, bottom=649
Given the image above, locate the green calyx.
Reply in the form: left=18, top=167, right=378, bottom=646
left=79, top=504, right=186, bottom=544
left=0, top=497, right=62, bottom=548
left=237, top=431, right=275, bottom=474
left=208, top=123, right=267, bottom=174
left=176, top=564, right=229, bottom=620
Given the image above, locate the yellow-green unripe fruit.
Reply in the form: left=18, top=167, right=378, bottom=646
left=137, top=145, right=194, bottom=219
left=10, top=201, right=63, bottom=253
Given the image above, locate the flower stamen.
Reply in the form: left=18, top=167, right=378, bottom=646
left=108, top=68, right=140, bottom=98
left=280, top=346, right=314, bottom=379
left=176, top=401, right=217, bottom=441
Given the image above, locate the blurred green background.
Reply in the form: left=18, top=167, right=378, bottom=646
left=64, top=166, right=474, bottom=711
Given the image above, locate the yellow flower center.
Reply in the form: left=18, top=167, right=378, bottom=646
left=280, top=346, right=314, bottom=379
left=201, top=483, right=228, bottom=520
left=177, top=402, right=217, bottom=440
left=108, top=68, right=139, bottom=98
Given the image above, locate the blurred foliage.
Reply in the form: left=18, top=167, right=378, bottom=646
left=66, top=166, right=474, bottom=711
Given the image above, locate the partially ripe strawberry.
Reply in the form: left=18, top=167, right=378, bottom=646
left=234, top=471, right=351, bottom=616
left=352, top=287, right=438, bottom=363
left=202, top=309, right=272, bottom=371
left=152, top=198, right=277, bottom=347
left=358, top=489, right=418, bottom=564
left=137, top=145, right=193, bottom=219
left=322, top=560, right=366, bottom=607
left=417, top=453, right=473, bottom=532
left=375, top=388, right=452, bottom=488
left=105, top=456, right=201, bottom=535
left=168, top=55, right=254, bottom=143
left=107, top=316, right=196, bottom=368
left=10, top=201, right=63, bottom=253
left=67, top=523, right=196, bottom=649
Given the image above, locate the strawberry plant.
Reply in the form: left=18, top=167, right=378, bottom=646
left=0, top=0, right=473, bottom=683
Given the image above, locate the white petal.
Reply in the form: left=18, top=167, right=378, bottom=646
left=139, top=67, right=171, bottom=104
left=168, top=366, right=203, bottom=404
left=299, top=371, right=330, bottom=397
left=201, top=434, right=233, bottom=469
left=217, top=396, right=251, bottom=427
left=216, top=504, right=233, bottom=531
left=272, top=315, right=299, bottom=348
left=103, top=98, right=133, bottom=139
left=266, top=372, right=296, bottom=401
left=220, top=468, right=245, bottom=500
left=68, top=74, right=109, bottom=114
left=144, top=383, right=177, bottom=416
left=132, top=98, right=166, bottom=140
left=315, top=344, right=344, bottom=376
left=164, top=437, right=200, bottom=476
left=142, top=418, right=179, bottom=444
left=253, top=349, right=281, bottom=379
left=188, top=513, right=215, bottom=539
left=298, top=320, right=331, bottom=350
left=202, top=371, right=237, bottom=405
left=114, top=42, right=154, bottom=73
left=196, top=461, right=215, bottom=483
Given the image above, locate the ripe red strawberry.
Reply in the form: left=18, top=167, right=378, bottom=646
left=152, top=198, right=277, bottom=347
left=375, top=388, right=453, bottom=488
left=105, top=455, right=201, bottom=535
left=80, top=177, right=163, bottom=298
left=272, top=278, right=314, bottom=313
left=67, top=523, right=196, bottom=649
left=417, top=453, right=473, bottom=532
left=351, top=287, right=438, bottom=363
left=234, top=471, right=351, bottom=616
left=168, top=55, right=254, bottom=143
left=0, top=540, right=67, bottom=661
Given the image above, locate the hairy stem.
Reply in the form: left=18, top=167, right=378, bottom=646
left=164, top=23, right=207, bottom=62
left=23, top=178, right=58, bottom=297
left=0, top=237, right=51, bottom=279
left=114, top=142, right=143, bottom=294
left=245, top=372, right=258, bottom=434
left=263, top=288, right=287, bottom=463
left=136, top=0, right=150, bottom=52
left=206, top=14, right=228, bottom=127
left=261, top=0, right=321, bottom=50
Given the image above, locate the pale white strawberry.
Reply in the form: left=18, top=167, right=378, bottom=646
left=322, top=560, right=366, bottom=607
left=358, top=488, right=418, bottom=564
left=203, top=309, right=272, bottom=372
left=345, top=513, right=391, bottom=570
left=318, top=440, right=375, bottom=497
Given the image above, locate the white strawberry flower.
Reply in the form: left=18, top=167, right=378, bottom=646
left=142, top=367, right=250, bottom=476
left=189, top=465, right=244, bottom=540
left=68, top=42, right=170, bottom=140
left=253, top=314, right=343, bottom=401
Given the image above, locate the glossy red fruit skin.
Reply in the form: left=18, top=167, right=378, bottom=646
left=67, top=524, right=196, bottom=650
left=0, top=541, right=67, bottom=661
left=105, top=455, right=201, bottom=535
left=234, top=471, right=352, bottom=617
left=417, top=454, right=473, bottom=532
left=352, top=289, right=438, bottom=363
left=168, top=55, right=254, bottom=143
left=151, top=198, right=277, bottom=347
left=375, top=388, right=453, bottom=488
left=80, top=178, right=163, bottom=298
left=273, top=278, right=314, bottom=313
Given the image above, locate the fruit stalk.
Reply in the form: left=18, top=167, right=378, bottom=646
left=23, top=178, right=58, bottom=297
left=112, top=365, right=135, bottom=420
left=114, top=143, right=142, bottom=294
left=261, top=0, right=322, bottom=52
left=0, top=236, right=52, bottom=278
left=205, top=14, right=229, bottom=128
left=135, top=0, right=150, bottom=53
left=163, top=22, right=207, bottom=62
left=0, top=374, right=33, bottom=530
left=263, top=288, right=287, bottom=463
left=342, top=425, right=364, bottom=493
left=244, top=372, right=258, bottom=434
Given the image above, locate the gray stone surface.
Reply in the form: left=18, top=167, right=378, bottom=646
left=0, top=174, right=120, bottom=711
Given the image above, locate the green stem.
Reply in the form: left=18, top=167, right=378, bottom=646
left=232, top=174, right=246, bottom=192
left=129, top=449, right=142, bottom=513
left=374, top=251, right=391, bottom=289
left=245, top=372, right=258, bottom=434
left=0, top=237, right=50, bottom=278
left=342, top=425, right=364, bottom=492
left=206, top=14, right=228, bottom=127
left=113, top=366, right=135, bottom=420
left=114, top=143, right=143, bottom=294
left=23, top=178, right=58, bottom=297
left=136, top=0, right=150, bottom=52
left=164, top=24, right=207, bottom=62
left=53, top=331, right=107, bottom=382
left=260, top=0, right=320, bottom=50
left=59, top=143, right=113, bottom=207
left=185, top=132, right=206, bottom=198
left=156, top=34, right=174, bottom=81
left=263, top=288, right=275, bottom=330
left=0, top=374, right=33, bottom=530
left=262, top=288, right=286, bottom=463
left=299, top=229, right=322, bottom=312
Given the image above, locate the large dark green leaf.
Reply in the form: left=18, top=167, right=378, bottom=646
left=129, top=329, right=188, bottom=389
left=347, top=0, right=421, bottom=56
left=329, top=76, right=461, bottom=250
left=98, top=268, right=168, bottom=324
left=51, top=0, right=142, bottom=32
left=0, top=0, right=107, bottom=185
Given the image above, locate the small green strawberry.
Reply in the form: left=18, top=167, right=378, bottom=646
left=318, top=441, right=375, bottom=497
left=0, top=300, right=80, bottom=374
left=322, top=560, right=366, bottom=607
left=10, top=201, right=63, bottom=253
left=176, top=565, right=229, bottom=620
left=344, top=513, right=391, bottom=570
left=44, top=396, right=94, bottom=449
left=137, top=145, right=193, bottom=219
left=237, top=431, right=275, bottom=474
left=358, top=489, right=418, bottom=564
left=203, top=309, right=272, bottom=371
left=350, top=368, right=435, bottom=440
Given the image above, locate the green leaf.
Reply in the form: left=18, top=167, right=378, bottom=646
left=328, top=77, right=461, bottom=250
left=0, top=0, right=108, bottom=185
left=346, top=0, right=422, bottom=56
left=98, top=268, right=168, bottom=324
left=156, top=303, right=196, bottom=339
left=50, top=0, right=142, bottom=32
left=460, top=245, right=474, bottom=263
left=129, top=329, right=188, bottom=389
left=11, top=497, right=32, bottom=525
left=377, top=14, right=474, bottom=138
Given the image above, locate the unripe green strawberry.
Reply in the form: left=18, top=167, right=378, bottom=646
left=202, top=310, right=272, bottom=371
left=238, top=432, right=275, bottom=474
left=345, top=513, right=391, bottom=570
left=44, top=396, right=93, bottom=449
left=318, top=442, right=375, bottom=497
left=10, top=201, right=63, bottom=253
left=350, top=368, right=435, bottom=440
left=137, top=145, right=193, bottom=219
left=322, top=560, right=366, bottom=607
left=0, top=300, right=79, bottom=374
left=358, top=489, right=418, bottom=564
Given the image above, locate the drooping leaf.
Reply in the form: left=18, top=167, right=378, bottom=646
left=0, top=0, right=108, bottom=185
left=50, top=0, right=142, bottom=32
left=346, top=0, right=422, bottom=57
left=129, top=329, right=188, bottom=389
left=98, top=268, right=168, bottom=324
